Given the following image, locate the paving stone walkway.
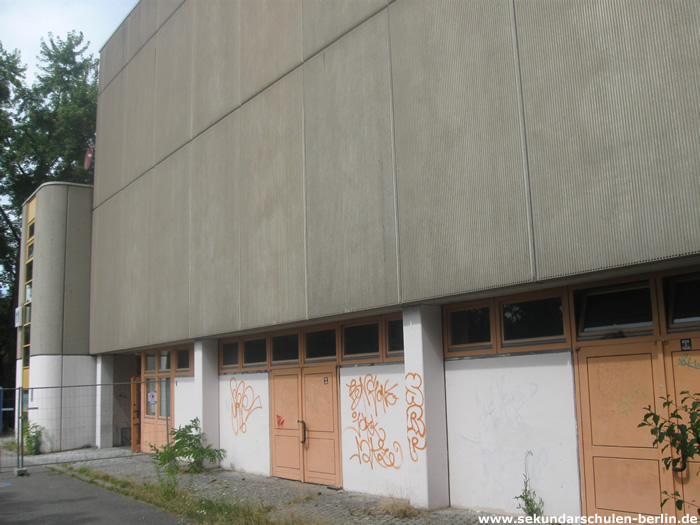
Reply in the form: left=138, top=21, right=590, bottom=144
left=6, top=446, right=499, bottom=524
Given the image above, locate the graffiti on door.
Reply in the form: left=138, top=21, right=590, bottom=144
left=345, top=374, right=403, bottom=470
left=230, top=378, right=263, bottom=435
left=405, top=372, right=426, bottom=462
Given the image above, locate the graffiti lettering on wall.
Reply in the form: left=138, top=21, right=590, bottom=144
left=405, top=373, right=426, bottom=462
left=678, top=353, right=700, bottom=370
left=345, top=374, right=403, bottom=469
left=616, top=386, right=651, bottom=414
left=230, top=378, right=262, bottom=435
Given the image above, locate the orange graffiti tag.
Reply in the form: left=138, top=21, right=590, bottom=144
left=405, top=372, right=426, bottom=462
left=344, top=374, right=403, bottom=470
left=230, top=378, right=263, bottom=435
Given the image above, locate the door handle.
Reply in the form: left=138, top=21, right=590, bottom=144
left=297, top=419, right=307, bottom=444
left=672, top=451, right=687, bottom=473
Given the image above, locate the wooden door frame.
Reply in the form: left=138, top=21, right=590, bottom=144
left=269, top=364, right=342, bottom=487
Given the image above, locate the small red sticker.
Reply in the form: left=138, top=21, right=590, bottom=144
left=276, top=415, right=285, bottom=427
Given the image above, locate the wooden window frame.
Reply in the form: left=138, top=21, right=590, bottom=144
left=443, top=300, right=497, bottom=357
left=575, top=281, right=655, bottom=340
left=270, top=330, right=301, bottom=366
left=218, top=314, right=405, bottom=373
left=661, top=271, right=700, bottom=334
left=241, top=335, right=269, bottom=370
left=302, top=324, right=338, bottom=364
left=219, top=338, right=242, bottom=372
left=444, top=289, right=571, bottom=358
left=497, top=289, right=570, bottom=352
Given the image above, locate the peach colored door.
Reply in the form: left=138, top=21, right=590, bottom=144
left=577, top=341, right=673, bottom=517
left=270, top=366, right=341, bottom=487
left=141, top=376, right=172, bottom=451
left=666, top=337, right=700, bottom=517
left=302, top=367, right=341, bottom=487
left=270, top=369, right=303, bottom=481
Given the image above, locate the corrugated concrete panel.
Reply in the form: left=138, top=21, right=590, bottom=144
left=99, top=22, right=127, bottom=92
left=90, top=195, right=124, bottom=355
left=157, top=0, right=185, bottom=27
left=125, top=0, right=158, bottom=61
left=189, top=112, right=241, bottom=338
left=154, top=1, right=193, bottom=164
left=123, top=38, right=156, bottom=187
left=301, top=0, right=386, bottom=59
left=240, top=70, right=306, bottom=329
left=119, top=175, right=151, bottom=350
left=192, top=0, right=241, bottom=136
left=148, top=147, right=190, bottom=345
left=305, top=12, right=399, bottom=317
left=517, top=1, right=700, bottom=279
left=240, top=0, right=302, bottom=102
left=390, top=0, right=532, bottom=302
left=62, top=186, right=92, bottom=355
left=94, top=71, right=125, bottom=207
left=32, top=186, right=68, bottom=356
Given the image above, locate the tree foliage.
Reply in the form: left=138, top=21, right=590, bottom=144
left=0, top=31, right=97, bottom=394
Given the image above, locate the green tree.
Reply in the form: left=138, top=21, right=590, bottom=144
left=0, top=32, right=97, bottom=404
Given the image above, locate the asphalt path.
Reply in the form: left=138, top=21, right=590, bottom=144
left=0, top=464, right=185, bottom=524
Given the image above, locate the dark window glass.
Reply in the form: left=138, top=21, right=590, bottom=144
left=27, top=242, right=34, bottom=259
left=668, top=275, right=700, bottom=327
left=159, top=351, right=170, bottom=371
left=176, top=349, right=190, bottom=370
left=26, top=261, right=33, bottom=282
left=24, top=304, right=31, bottom=324
left=387, top=319, right=404, bottom=354
left=146, top=379, right=156, bottom=416
left=28, top=222, right=35, bottom=239
left=343, top=323, right=380, bottom=357
left=244, top=339, right=267, bottom=365
left=22, top=346, right=29, bottom=367
left=503, top=297, right=564, bottom=342
left=222, top=342, right=239, bottom=367
left=306, top=329, right=336, bottom=360
left=450, top=307, right=490, bottom=346
left=145, top=353, right=156, bottom=372
left=23, top=325, right=30, bottom=345
left=580, top=286, right=652, bottom=334
left=159, top=378, right=171, bottom=418
left=272, top=334, right=299, bottom=362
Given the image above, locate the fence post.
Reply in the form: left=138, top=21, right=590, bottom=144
left=15, top=387, right=26, bottom=476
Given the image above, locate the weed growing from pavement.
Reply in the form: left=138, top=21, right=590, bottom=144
left=62, top=465, right=274, bottom=524
left=365, top=498, right=425, bottom=519
left=288, top=493, right=320, bottom=505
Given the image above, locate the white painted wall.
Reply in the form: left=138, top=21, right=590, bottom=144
left=340, top=364, right=409, bottom=498
left=445, top=351, right=581, bottom=516
left=218, top=372, right=270, bottom=475
left=28, top=354, right=96, bottom=451
left=174, top=376, right=198, bottom=429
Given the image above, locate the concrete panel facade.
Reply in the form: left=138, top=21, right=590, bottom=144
left=154, top=1, right=193, bottom=164
left=98, top=22, right=127, bottom=91
left=94, top=71, right=125, bottom=207
left=390, top=0, right=532, bottom=302
left=240, top=70, right=306, bottom=329
left=240, top=0, right=302, bottom=102
left=188, top=112, right=241, bottom=339
left=62, top=186, right=93, bottom=355
left=125, top=0, right=158, bottom=61
left=301, top=0, right=386, bottom=59
left=157, top=0, right=185, bottom=28
left=191, top=0, right=241, bottom=136
left=304, top=12, right=398, bottom=317
left=32, top=185, right=68, bottom=357
left=123, top=38, right=156, bottom=187
left=517, top=1, right=700, bottom=279
left=148, top=147, right=190, bottom=345
left=90, top=194, right=124, bottom=354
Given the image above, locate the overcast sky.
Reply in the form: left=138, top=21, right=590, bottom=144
left=0, top=0, right=139, bottom=81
